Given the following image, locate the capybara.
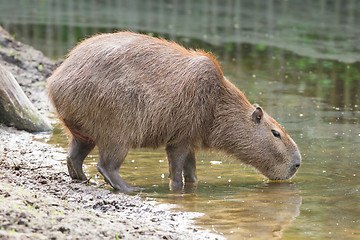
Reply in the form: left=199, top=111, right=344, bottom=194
left=47, top=32, right=301, bottom=192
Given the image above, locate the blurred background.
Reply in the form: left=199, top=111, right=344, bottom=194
left=1, top=0, right=360, bottom=62
left=0, top=0, right=359, bottom=239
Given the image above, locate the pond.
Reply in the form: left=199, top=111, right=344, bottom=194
left=1, top=0, right=359, bottom=239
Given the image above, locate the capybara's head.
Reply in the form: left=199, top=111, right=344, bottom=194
left=212, top=99, right=301, bottom=181
left=245, top=104, right=302, bottom=180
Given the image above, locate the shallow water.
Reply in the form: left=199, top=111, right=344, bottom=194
left=45, top=50, right=360, bottom=239
left=1, top=0, right=360, bottom=239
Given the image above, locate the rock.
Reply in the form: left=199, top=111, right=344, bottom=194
left=0, top=63, right=52, bottom=132
left=0, top=25, right=60, bottom=128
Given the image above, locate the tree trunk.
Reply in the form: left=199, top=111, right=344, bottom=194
left=0, top=64, right=52, bottom=132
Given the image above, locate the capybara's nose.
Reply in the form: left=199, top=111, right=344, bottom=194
left=293, top=152, right=302, bottom=170
left=288, top=162, right=301, bottom=178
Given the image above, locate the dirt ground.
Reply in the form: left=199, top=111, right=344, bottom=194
left=0, top=26, right=222, bottom=240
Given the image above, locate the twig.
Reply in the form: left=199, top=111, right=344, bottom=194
left=97, top=182, right=107, bottom=188
left=61, top=186, right=72, bottom=200
left=81, top=176, right=92, bottom=185
left=61, top=177, right=92, bottom=200
left=10, top=165, right=53, bottom=170
left=16, top=165, right=54, bottom=170
left=30, top=165, right=53, bottom=170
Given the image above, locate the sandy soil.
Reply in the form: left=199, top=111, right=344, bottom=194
left=0, top=26, right=222, bottom=240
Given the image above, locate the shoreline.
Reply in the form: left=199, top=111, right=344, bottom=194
left=0, top=126, right=221, bottom=239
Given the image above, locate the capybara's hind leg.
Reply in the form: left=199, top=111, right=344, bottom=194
left=67, top=137, right=95, bottom=180
left=183, top=148, right=197, bottom=183
left=97, top=146, right=135, bottom=193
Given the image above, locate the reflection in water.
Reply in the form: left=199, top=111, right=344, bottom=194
left=209, top=184, right=300, bottom=239
left=4, top=0, right=360, bottom=238
left=168, top=183, right=302, bottom=240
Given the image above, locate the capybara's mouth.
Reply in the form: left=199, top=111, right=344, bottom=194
left=268, top=179, right=291, bottom=183
left=268, top=165, right=300, bottom=182
left=268, top=176, right=291, bottom=181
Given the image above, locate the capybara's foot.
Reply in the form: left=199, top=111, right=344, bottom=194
left=113, top=186, right=140, bottom=193
left=98, top=165, right=135, bottom=193
left=183, top=182, right=198, bottom=193
left=109, top=180, right=138, bottom=193
left=67, top=156, right=87, bottom=180
left=66, top=156, right=77, bottom=179
left=184, top=174, right=198, bottom=183
left=169, top=180, right=183, bottom=193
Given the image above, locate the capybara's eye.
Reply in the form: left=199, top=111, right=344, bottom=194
left=271, top=130, right=281, bottom=139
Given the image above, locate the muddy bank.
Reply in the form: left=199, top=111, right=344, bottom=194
left=0, top=127, right=219, bottom=239
left=0, top=27, right=222, bottom=239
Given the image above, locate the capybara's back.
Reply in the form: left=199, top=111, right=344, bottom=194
left=48, top=32, right=221, bottom=149
left=48, top=32, right=301, bottom=193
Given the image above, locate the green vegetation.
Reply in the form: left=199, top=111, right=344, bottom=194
left=37, top=64, right=44, bottom=72
left=7, top=49, right=14, bottom=57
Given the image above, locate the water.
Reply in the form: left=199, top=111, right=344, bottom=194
left=1, top=1, right=359, bottom=239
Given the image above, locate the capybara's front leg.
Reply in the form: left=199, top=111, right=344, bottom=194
left=183, top=148, right=197, bottom=183
left=166, top=143, right=190, bottom=192
left=97, top=146, right=135, bottom=193
left=67, top=136, right=95, bottom=180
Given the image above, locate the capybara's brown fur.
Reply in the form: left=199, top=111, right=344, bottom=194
left=47, top=32, right=301, bottom=192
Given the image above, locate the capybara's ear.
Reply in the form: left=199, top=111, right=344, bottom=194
left=252, top=105, right=263, bottom=124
